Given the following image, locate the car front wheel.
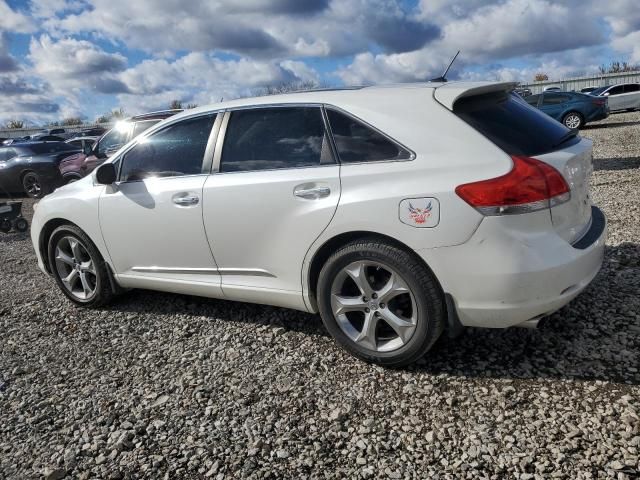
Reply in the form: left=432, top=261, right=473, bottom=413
left=317, top=239, right=445, bottom=367
left=562, top=112, right=583, bottom=129
left=22, top=172, right=46, bottom=198
left=48, top=224, right=113, bottom=307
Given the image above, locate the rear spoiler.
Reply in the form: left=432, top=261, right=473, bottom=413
left=434, top=81, right=518, bottom=110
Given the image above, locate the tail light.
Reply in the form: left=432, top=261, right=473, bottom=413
left=455, top=155, right=571, bottom=215
left=592, top=99, right=606, bottom=106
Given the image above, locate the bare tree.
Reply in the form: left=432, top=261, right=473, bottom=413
left=6, top=119, right=25, bottom=129
left=598, top=61, right=640, bottom=74
left=169, top=99, right=183, bottom=110
left=252, top=80, right=325, bottom=97
left=534, top=73, right=549, bottom=82
left=62, top=117, right=83, bottom=126
left=185, top=103, right=198, bottom=109
left=111, top=107, right=126, bottom=120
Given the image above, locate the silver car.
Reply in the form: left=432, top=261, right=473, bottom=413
left=590, top=83, right=640, bottom=111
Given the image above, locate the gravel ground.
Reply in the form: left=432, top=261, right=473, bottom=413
left=1, top=112, right=639, bottom=479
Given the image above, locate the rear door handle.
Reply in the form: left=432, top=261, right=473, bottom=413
left=294, top=184, right=331, bottom=200
left=173, top=194, right=199, bottom=206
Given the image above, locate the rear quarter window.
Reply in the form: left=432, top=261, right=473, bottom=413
left=454, top=91, right=575, bottom=156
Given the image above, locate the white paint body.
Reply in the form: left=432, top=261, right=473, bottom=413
left=31, top=82, right=606, bottom=328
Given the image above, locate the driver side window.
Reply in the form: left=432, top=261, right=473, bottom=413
left=119, top=114, right=216, bottom=182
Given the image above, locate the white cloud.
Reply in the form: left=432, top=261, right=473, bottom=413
left=0, top=0, right=36, bottom=33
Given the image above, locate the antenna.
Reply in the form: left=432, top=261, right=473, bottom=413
left=429, top=50, right=460, bottom=83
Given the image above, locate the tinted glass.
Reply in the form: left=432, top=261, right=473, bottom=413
left=454, top=92, right=574, bottom=156
left=68, top=140, right=82, bottom=148
left=0, top=147, right=15, bottom=161
left=590, top=86, right=609, bottom=96
left=97, top=127, right=130, bottom=156
left=542, top=93, right=571, bottom=105
left=327, top=109, right=411, bottom=163
left=132, top=119, right=160, bottom=138
left=24, top=143, right=77, bottom=154
left=221, top=107, right=330, bottom=172
left=608, top=85, right=624, bottom=96
left=119, top=114, right=215, bottom=182
left=624, top=84, right=640, bottom=93
left=525, top=94, right=540, bottom=105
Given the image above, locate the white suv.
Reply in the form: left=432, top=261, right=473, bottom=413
left=31, top=82, right=606, bottom=366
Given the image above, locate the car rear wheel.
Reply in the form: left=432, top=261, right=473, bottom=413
left=22, top=172, right=47, bottom=198
left=317, top=239, right=445, bottom=367
left=562, top=112, right=583, bottom=129
left=48, top=225, right=113, bottom=307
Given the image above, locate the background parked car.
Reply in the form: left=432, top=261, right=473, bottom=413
left=523, top=91, right=608, bottom=128
left=589, top=83, right=640, bottom=111
left=78, top=126, right=107, bottom=137
left=580, top=86, right=600, bottom=94
left=65, top=136, right=97, bottom=151
left=59, top=110, right=182, bottom=183
left=544, top=86, right=562, bottom=91
left=0, top=142, right=80, bottom=198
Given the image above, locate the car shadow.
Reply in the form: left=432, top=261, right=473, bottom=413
left=593, top=156, right=640, bottom=171
left=584, top=120, right=640, bottom=129
left=100, top=242, right=639, bottom=385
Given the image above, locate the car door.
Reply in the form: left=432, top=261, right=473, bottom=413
left=201, top=105, right=340, bottom=310
left=622, top=84, right=640, bottom=110
left=604, top=85, right=625, bottom=110
left=540, top=93, right=570, bottom=120
left=99, top=113, right=223, bottom=295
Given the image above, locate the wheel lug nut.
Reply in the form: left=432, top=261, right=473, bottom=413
left=380, top=303, right=386, bottom=309
left=372, top=293, right=378, bottom=299
left=365, top=308, right=370, bottom=313
left=362, top=296, right=368, bottom=302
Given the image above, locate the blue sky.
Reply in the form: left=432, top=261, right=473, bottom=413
left=1, top=0, right=639, bottom=125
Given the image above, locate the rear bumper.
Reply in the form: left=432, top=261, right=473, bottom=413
left=419, top=206, right=606, bottom=328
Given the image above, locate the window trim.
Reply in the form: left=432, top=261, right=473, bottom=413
left=114, top=112, right=220, bottom=184
left=323, top=105, right=416, bottom=165
left=212, top=104, right=337, bottom=174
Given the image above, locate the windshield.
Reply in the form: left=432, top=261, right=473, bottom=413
left=96, top=127, right=129, bottom=156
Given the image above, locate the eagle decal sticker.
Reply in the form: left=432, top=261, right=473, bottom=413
left=399, top=198, right=439, bottom=228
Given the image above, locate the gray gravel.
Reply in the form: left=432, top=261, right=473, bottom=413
left=1, top=111, right=639, bottom=479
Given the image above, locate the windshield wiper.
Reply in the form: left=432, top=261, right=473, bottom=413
left=552, top=130, right=578, bottom=149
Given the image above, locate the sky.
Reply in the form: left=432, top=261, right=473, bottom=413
left=0, top=0, right=639, bottom=125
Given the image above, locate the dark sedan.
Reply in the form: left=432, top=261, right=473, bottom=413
left=0, top=142, right=80, bottom=198
left=523, top=91, right=609, bottom=129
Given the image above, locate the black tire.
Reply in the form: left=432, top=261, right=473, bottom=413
left=47, top=224, right=113, bottom=307
left=13, top=217, right=28, bottom=232
left=317, top=239, right=445, bottom=367
left=562, top=111, right=583, bottom=129
left=0, top=218, right=11, bottom=233
left=22, top=171, right=48, bottom=199
left=626, top=108, right=636, bottom=112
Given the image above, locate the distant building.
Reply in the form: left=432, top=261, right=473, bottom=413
left=522, top=71, right=640, bottom=94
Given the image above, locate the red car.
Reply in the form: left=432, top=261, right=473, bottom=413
left=59, top=110, right=182, bottom=183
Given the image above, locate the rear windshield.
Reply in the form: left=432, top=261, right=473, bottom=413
left=454, top=91, right=576, bottom=156
left=22, top=143, right=77, bottom=155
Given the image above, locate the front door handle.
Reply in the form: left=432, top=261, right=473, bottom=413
left=294, top=184, right=331, bottom=200
left=173, top=194, right=199, bottom=206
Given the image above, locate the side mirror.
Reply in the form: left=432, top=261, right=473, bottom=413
left=96, top=163, right=117, bottom=185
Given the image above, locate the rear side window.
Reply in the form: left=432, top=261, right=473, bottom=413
left=326, top=109, right=412, bottom=163
left=542, top=93, right=571, bottom=105
left=220, top=107, right=331, bottom=172
left=132, top=119, right=160, bottom=138
left=454, top=92, right=573, bottom=156
left=119, top=114, right=215, bottom=182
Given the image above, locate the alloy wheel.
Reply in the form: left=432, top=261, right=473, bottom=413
left=23, top=173, right=42, bottom=197
left=330, top=260, right=418, bottom=352
left=564, top=114, right=581, bottom=129
left=53, top=236, right=97, bottom=300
